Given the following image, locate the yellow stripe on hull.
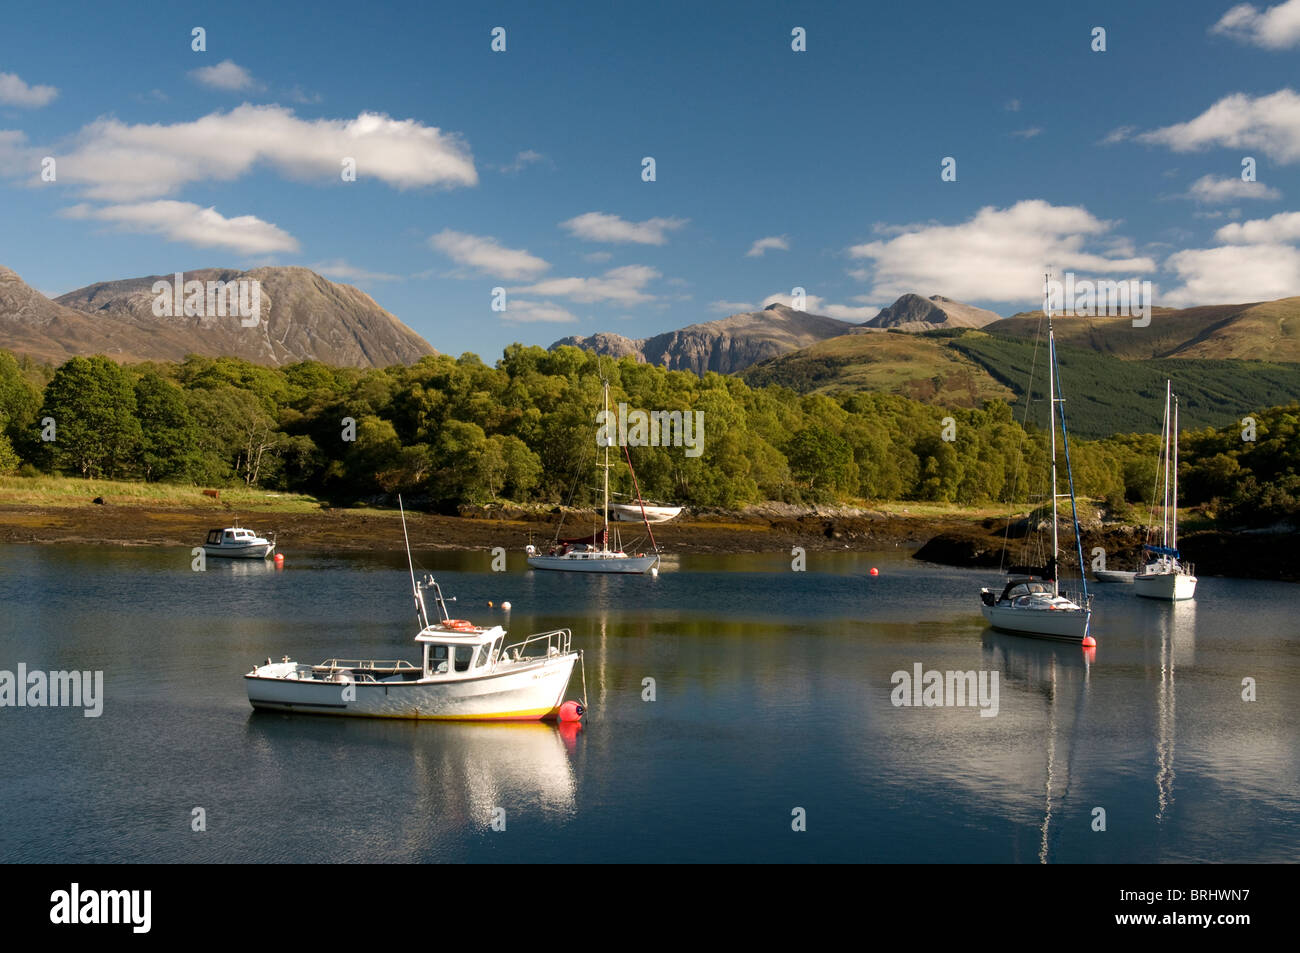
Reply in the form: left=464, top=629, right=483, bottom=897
left=251, top=703, right=561, bottom=721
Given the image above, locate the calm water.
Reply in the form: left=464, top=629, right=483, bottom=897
left=1, top=543, right=1296, bottom=863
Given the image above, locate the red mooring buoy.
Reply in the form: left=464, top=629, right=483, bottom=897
left=869, top=567, right=879, bottom=576
left=274, top=553, right=284, bottom=568
left=557, top=700, right=585, bottom=722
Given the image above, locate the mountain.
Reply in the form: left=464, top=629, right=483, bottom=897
left=552, top=304, right=854, bottom=375
left=858, top=293, right=1001, bottom=332
left=0, top=265, right=435, bottom=367
left=742, top=296, right=1300, bottom=438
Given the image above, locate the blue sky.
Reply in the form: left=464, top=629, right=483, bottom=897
left=3, top=0, right=1300, bottom=360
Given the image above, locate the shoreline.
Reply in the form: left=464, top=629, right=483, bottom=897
left=0, top=499, right=1293, bottom=581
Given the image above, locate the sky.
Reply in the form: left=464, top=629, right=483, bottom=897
left=3, top=0, right=1300, bottom=361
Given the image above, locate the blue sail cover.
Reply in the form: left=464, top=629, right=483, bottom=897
left=1143, top=544, right=1181, bottom=557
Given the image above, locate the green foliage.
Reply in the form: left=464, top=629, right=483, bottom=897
left=1, top=348, right=1295, bottom=524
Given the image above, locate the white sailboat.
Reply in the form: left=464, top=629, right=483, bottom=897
left=1134, top=381, right=1198, bottom=601
left=246, top=500, right=587, bottom=720
left=526, top=378, right=661, bottom=574
left=979, top=274, right=1095, bottom=645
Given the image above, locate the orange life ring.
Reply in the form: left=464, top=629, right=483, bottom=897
left=443, top=619, right=475, bottom=630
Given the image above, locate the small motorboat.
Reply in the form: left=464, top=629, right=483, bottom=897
left=245, top=502, right=586, bottom=721
left=204, top=525, right=275, bottom=559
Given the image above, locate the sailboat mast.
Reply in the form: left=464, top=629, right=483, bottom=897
left=1162, top=380, right=1172, bottom=548
left=602, top=378, right=610, bottom=553
left=1046, top=273, right=1060, bottom=597
left=1172, top=394, right=1179, bottom=551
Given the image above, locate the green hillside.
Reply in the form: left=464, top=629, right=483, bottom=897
left=742, top=328, right=1300, bottom=439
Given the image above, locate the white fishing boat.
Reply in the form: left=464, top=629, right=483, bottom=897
left=1134, top=381, right=1197, bottom=602
left=246, top=502, right=587, bottom=721
left=608, top=501, right=683, bottom=523
left=979, top=274, right=1094, bottom=646
left=527, top=377, right=663, bottom=575
left=204, top=525, right=275, bottom=559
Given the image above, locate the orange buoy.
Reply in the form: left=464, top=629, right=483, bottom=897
left=557, top=700, right=585, bottom=722
left=869, top=567, right=879, bottom=576
left=273, top=553, right=284, bottom=567
left=1082, top=635, right=1096, bottom=647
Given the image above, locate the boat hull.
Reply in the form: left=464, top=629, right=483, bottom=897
left=527, top=554, right=658, bottom=573
left=204, top=542, right=275, bottom=559
left=981, top=604, right=1092, bottom=642
left=1133, top=571, right=1197, bottom=601
left=1094, top=569, right=1136, bottom=583
left=245, top=655, right=577, bottom=720
left=609, top=503, right=682, bottom=523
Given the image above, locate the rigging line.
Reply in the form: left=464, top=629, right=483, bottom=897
left=1052, top=337, right=1089, bottom=598
left=1001, top=280, right=1049, bottom=572
left=622, top=440, right=659, bottom=554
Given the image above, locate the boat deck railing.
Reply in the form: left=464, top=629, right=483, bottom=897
left=502, top=628, right=572, bottom=661
left=312, top=659, right=420, bottom=674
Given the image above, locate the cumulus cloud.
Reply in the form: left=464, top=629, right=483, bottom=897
left=53, top=104, right=477, bottom=201
left=513, top=264, right=659, bottom=304
left=428, top=229, right=549, bottom=280
left=1214, top=209, right=1300, bottom=243
left=1162, top=243, right=1300, bottom=306
left=1136, top=88, right=1300, bottom=163
left=190, top=60, right=262, bottom=92
left=560, top=211, right=687, bottom=245
left=493, top=150, right=548, bottom=174
left=759, top=291, right=877, bottom=320
left=710, top=299, right=756, bottom=313
left=1211, top=0, right=1300, bottom=48
left=60, top=200, right=299, bottom=254
left=746, top=235, right=790, bottom=257
left=846, top=200, right=1155, bottom=303
left=499, top=298, right=579, bottom=323
left=309, top=259, right=401, bottom=282
left=1187, top=174, right=1281, bottom=202
left=0, top=71, right=58, bottom=107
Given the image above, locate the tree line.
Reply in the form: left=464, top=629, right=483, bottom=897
left=0, top=346, right=1294, bottom=526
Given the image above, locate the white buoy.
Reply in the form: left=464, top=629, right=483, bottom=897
left=650, top=567, right=659, bottom=577
left=501, top=601, right=512, bottom=611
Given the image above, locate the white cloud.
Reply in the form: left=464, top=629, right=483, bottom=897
left=1211, top=0, right=1300, bottom=48
left=709, top=300, right=756, bottom=313
left=1215, top=209, right=1300, bottom=242
left=493, top=150, right=548, bottom=174
left=309, top=259, right=401, bottom=282
left=513, top=264, right=659, bottom=304
left=500, top=299, right=578, bottom=323
left=1187, top=174, right=1281, bottom=202
left=1136, top=88, right=1300, bottom=163
left=190, top=60, right=262, bottom=92
left=746, top=235, right=790, bottom=257
left=60, top=200, right=299, bottom=254
left=1162, top=243, right=1300, bottom=306
left=1101, top=125, right=1137, bottom=145
left=428, top=230, right=549, bottom=280
left=759, top=292, right=877, bottom=320
left=1010, top=127, right=1042, bottom=139
left=54, top=104, right=477, bottom=201
left=1004, top=99, right=1022, bottom=112
left=0, top=71, right=58, bottom=107
left=560, top=211, right=687, bottom=245
left=0, top=71, right=57, bottom=107
left=823, top=304, right=881, bottom=321
left=847, top=200, right=1155, bottom=303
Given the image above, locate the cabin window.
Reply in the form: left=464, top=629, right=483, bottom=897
left=474, top=643, right=491, bottom=668
left=429, top=644, right=449, bottom=674
left=493, top=636, right=504, bottom=662
left=454, top=645, right=473, bottom=673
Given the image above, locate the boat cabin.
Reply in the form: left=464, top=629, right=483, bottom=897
left=415, top=623, right=506, bottom=678
left=207, top=527, right=261, bottom=545
left=982, top=578, right=1051, bottom=606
